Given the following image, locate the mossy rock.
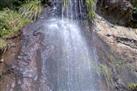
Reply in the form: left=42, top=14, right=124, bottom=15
left=128, top=83, right=137, bottom=91
left=86, top=0, right=96, bottom=21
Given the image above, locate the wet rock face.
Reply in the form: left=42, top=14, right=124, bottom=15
left=94, top=14, right=137, bottom=91
left=96, top=0, right=133, bottom=26
left=0, top=17, right=48, bottom=91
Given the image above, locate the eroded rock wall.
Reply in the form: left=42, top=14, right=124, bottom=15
left=94, top=14, right=137, bottom=91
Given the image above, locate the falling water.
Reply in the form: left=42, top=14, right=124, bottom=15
left=49, top=0, right=87, bottom=20
left=0, top=0, right=104, bottom=91
left=41, top=0, right=101, bottom=91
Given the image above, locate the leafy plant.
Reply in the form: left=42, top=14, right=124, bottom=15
left=0, top=0, right=45, bottom=42
left=128, top=83, right=137, bottom=91
left=86, top=0, right=96, bottom=21
left=0, top=9, right=30, bottom=38
left=18, top=0, right=42, bottom=21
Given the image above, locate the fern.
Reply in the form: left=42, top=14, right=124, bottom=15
left=18, top=0, right=42, bottom=21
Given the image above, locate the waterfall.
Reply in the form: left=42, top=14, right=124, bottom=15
left=49, top=0, right=87, bottom=20
left=41, top=0, right=101, bottom=91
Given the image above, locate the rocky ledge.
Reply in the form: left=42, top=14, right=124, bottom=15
left=94, top=14, right=137, bottom=91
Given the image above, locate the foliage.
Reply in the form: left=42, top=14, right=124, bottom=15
left=131, top=0, right=137, bottom=14
left=0, top=0, right=27, bottom=10
left=0, top=0, right=16, bottom=9
left=0, top=9, right=30, bottom=38
left=18, top=0, right=42, bottom=21
left=0, top=0, right=44, bottom=8
left=0, top=0, right=46, bottom=39
left=86, top=0, right=96, bottom=21
left=0, top=0, right=47, bottom=55
left=0, top=39, right=7, bottom=49
left=128, top=83, right=137, bottom=91
left=99, top=64, right=113, bottom=89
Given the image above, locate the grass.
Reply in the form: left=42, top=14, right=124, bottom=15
left=86, top=0, right=96, bottom=21
left=18, top=0, right=42, bottom=21
left=128, top=83, right=137, bottom=91
left=0, top=0, right=43, bottom=49
left=0, top=9, right=30, bottom=38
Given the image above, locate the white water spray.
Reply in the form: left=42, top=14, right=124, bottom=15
left=42, top=17, right=100, bottom=91
left=40, top=0, right=101, bottom=91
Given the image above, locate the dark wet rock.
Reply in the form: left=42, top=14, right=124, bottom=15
left=115, top=37, right=137, bottom=49
left=96, top=0, right=133, bottom=26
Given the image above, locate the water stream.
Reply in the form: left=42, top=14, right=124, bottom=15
left=3, top=0, right=102, bottom=91
left=40, top=0, right=101, bottom=91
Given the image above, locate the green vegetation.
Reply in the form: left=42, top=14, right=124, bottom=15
left=19, top=0, right=42, bottom=21
left=0, top=9, right=30, bottom=38
left=0, top=39, right=7, bottom=49
left=131, top=0, right=137, bottom=26
left=99, top=64, right=113, bottom=89
left=0, top=0, right=46, bottom=50
left=128, top=83, right=137, bottom=91
left=131, top=0, right=137, bottom=14
left=86, top=0, right=96, bottom=21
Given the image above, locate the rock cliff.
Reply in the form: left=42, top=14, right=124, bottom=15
left=94, top=0, right=137, bottom=91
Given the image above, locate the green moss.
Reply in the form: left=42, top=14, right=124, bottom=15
left=0, top=0, right=44, bottom=39
left=0, top=39, right=7, bottom=49
left=86, top=0, right=96, bottom=21
left=128, top=83, right=137, bottom=91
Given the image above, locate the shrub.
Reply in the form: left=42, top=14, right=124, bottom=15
left=86, top=0, right=96, bottom=21
left=18, top=0, right=42, bottom=21
left=128, top=83, right=137, bottom=91
left=0, top=9, right=30, bottom=38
